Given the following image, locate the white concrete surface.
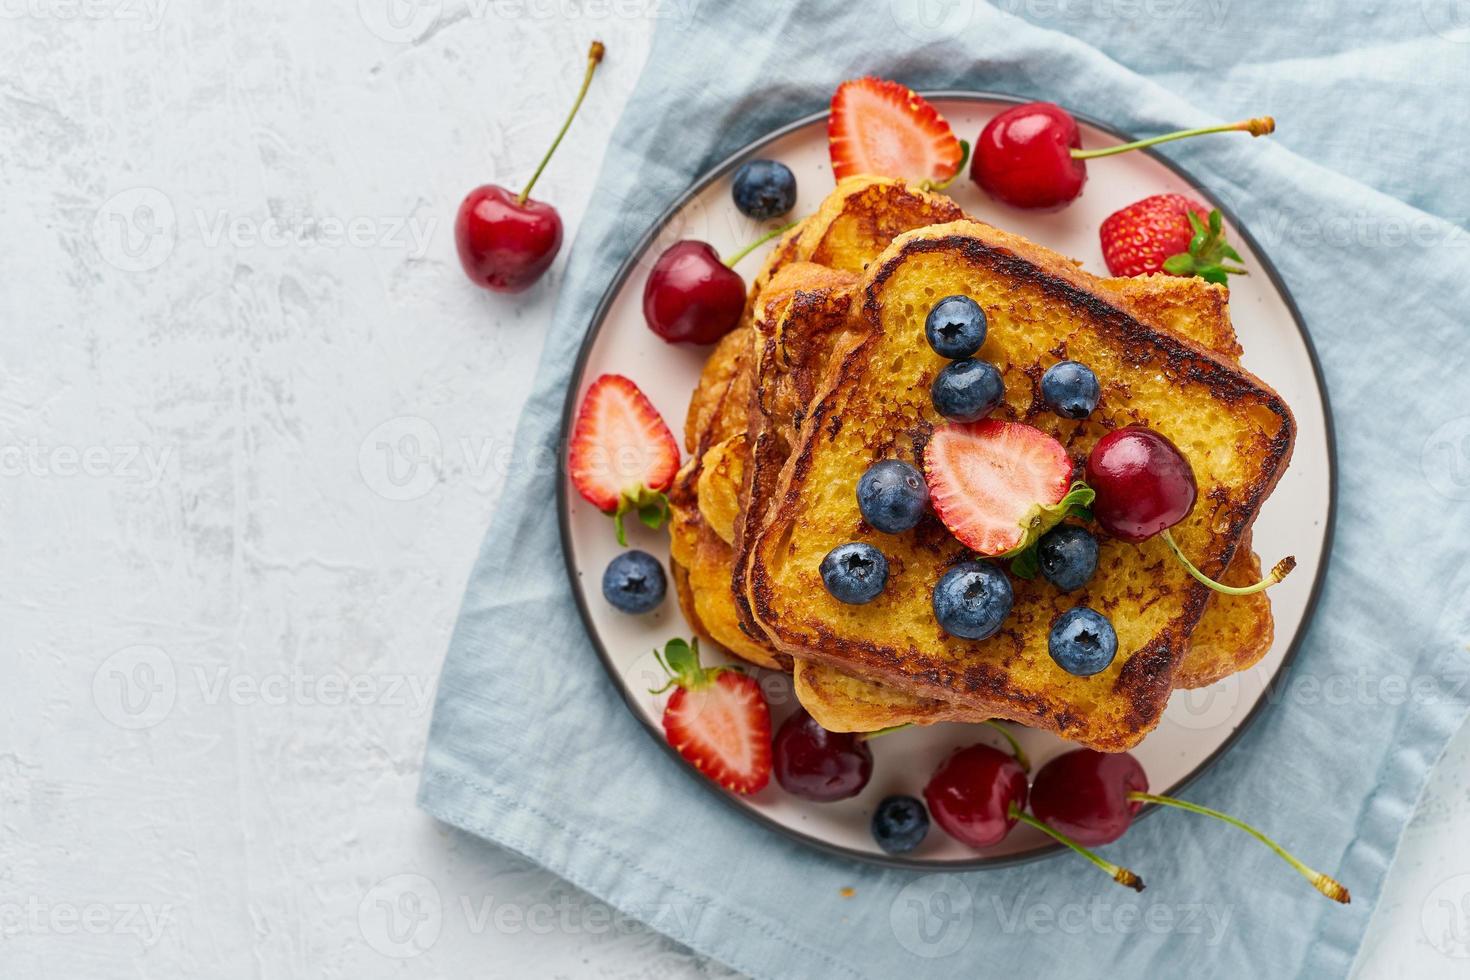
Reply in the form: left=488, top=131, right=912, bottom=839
left=0, top=4, right=1465, bottom=978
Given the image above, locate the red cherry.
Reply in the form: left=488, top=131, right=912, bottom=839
left=923, top=743, right=1027, bottom=848
left=642, top=240, right=747, bottom=345
left=772, top=709, right=873, bottom=802
left=1085, top=426, right=1197, bottom=543
left=1029, top=748, right=1349, bottom=902
left=456, top=185, right=563, bottom=293
left=927, top=741, right=1145, bottom=889
left=1029, top=749, right=1148, bottom=846
left=971, top=102, right=1086, bottom=210
left=454, top=41, right=603, bottom=292
left=1085, top=426, right=1296, bottom=595
left=972, top=104, right=1277, bottom=211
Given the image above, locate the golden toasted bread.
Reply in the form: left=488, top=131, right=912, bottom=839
left=781, top=274, right=1274, bottom=729
left=745, top=220, right=1294, bottom=749
left=668, top=177, right=963, bottom=670
left=672, top=181, right=1277, bottom=736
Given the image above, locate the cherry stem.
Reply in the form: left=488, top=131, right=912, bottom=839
left=1161, top=529, right=1295, bottom=595
left=1071, top=117, right=1275, bottom=161
left=1011, top=806, right=1144, bottom=892
left=982, top=720, right=1029, bottom=772
left=1129, top=793, right=1349, bottom=903
left=517, top=41, right=605, bottom=205
left=724, top=221, right=800, bottom=268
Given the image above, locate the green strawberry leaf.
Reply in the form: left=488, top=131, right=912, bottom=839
left=1001, top=482, right=1096, bottom=559
left=612, top=486, right=671, bottom=545
left=649, top=637, right=710, bottom=694
left=1165, top=208, right=1248, bottom=288
left=1162, top=253, right=1197, bottom=276
left=1010, top=545, right=1040, bottom=580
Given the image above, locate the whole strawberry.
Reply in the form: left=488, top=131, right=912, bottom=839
left=650, top=638, right=772, bottom=794
left=1099, top=194, right=1246, bottom=285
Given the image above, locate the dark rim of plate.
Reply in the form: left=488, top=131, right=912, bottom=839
left=554, top=91, right=1338, bottom=871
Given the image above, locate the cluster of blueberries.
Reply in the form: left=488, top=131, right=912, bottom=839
left=817, top=294, right=1121, bottom=678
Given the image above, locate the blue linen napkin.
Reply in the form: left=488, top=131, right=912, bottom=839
left=420, top=3, right=1470, bottom=976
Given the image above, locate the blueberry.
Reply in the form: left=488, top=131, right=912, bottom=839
left=925, top=295, right=987, bottom=358
left=1036, top=524, right=1099, bottom=592
left=601, top=550, right=667, bottom=614
left=731, top=159, right=797, bottom=220
left=931, top=359, right=1005, bottom=422
left=1041, top=360, right=1101, bottom=419
left=872, top=795, right=930, bottom=854
left=1048, top=606, right=1118, bottom=676
left=857, top=459, right=928, bottom=534
left=820, top=542, right=889, bottom=605
left=932, top=561, right=1013, bottom=640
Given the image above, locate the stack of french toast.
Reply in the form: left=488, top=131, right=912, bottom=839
left=669, top=176, right=1294, bottom=752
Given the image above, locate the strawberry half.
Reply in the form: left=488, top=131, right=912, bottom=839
left=1099, top=194, right=1247, bottom=285
left=652, top=638, right=771, bottom=795
left=828, top=77, right=966, bottom=186
left=924, top=420, right=1092, bottom=557
left=568, top=374, right=680, bottom=544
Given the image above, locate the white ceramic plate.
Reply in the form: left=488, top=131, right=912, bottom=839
left=558, top=94, right=1334, bottom=868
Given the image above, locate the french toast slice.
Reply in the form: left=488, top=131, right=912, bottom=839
left=744, top=220, right=1295, bottom=749
left=672, top=180, right=1277, bottom=732
left=684, top=266, right=1273, bottom=726
left=668, top=177, right=964, bottom=670
left=777, top=274, right=1273, bottom=729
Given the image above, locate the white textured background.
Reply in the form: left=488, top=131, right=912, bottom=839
left=0, top=3, right=1465, bottom=977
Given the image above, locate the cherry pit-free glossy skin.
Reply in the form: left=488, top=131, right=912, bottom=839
left=642, top=241, right=747, bottom=344
left=1029, top=748, right=1350, bottom=902
left=924, top=741, right=1145, bottom=890
left=971, top=101, right=1276, bottom=210
left=455, top=41, right=604, bottom=292
left=1085, top=426, right=1197, bottom=543
left=972, top=102, right=1086, bottom=210
left=1086, top=425, right=1296, bottom=595
left=456, top=187, right=564, bottom=292
left=773, top=709, right=873, bottom=802
left=923, top=743, right=1027, bottom=847
left=1030, top=748, right=1147, bottom=845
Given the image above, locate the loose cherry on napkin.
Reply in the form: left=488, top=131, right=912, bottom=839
left=455, top=41, right=605, bottom=292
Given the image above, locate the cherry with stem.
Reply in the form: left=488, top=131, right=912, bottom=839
left=643, top=221, right=798, bottom=345
left=455, top=41, right=605, bottom=292
left=924, top=742, right=1146, bottom=892
left=1085, top=426, right=1295, bottom=595
left=973, top=102, right=1274, bottom=210
left=1030, top=749, right=1349, bottom=903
